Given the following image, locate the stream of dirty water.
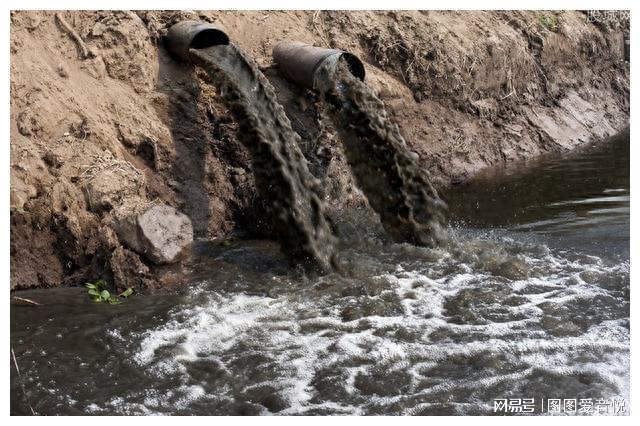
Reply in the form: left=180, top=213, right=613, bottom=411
left=191, top=44, right=337, bottom=272
left=316, top=57, right=447, bottom=248
left=10, top=129, right=629, bottom=415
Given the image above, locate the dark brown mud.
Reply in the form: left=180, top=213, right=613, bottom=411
left=315, top=57, right=447, bottom=247
left=190, top=45, right=337, bottom=272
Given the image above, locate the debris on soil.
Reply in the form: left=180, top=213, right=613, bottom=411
left=81, top=151, right=146, bottom=212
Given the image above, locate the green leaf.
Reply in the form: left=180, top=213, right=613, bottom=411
left=85, top=280, right=132, bottom=306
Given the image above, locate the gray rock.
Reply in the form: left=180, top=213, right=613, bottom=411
left=112, top=203, right=193, bottom=264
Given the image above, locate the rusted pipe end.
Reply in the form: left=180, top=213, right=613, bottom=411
left=165, top=20, right=229, bottom=62
left=273, top=41, right=365, bottom=90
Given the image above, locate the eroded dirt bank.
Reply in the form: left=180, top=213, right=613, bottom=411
left=10, top=11, right=629, bottom=291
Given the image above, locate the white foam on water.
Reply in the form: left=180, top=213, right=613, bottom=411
left=125, top=236, right=629, bottom=415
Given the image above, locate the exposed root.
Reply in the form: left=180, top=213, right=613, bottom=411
left=54, top=13, right=90, bottom=60
left=311, top=11, right=332, bottom=48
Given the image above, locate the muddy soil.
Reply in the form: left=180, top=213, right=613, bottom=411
left=10, top=11, right=629, bottom=290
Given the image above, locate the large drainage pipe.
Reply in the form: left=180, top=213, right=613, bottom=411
left=165, top=20, right=230, bottom=62
left=272, top=41, right=365, bottom=90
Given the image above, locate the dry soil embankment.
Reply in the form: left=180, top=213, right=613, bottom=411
left=10, top=11, right=629, bottom=290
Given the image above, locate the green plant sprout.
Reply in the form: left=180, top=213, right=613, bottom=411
left=85, top=280, right=133, bottom=304
left=538, top=13, right=559, bottom=32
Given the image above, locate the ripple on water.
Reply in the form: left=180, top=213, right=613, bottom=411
left=119, top=234, right=629, bottom=415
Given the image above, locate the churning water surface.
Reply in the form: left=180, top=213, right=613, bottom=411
left=10, top=130, right=630, bottom=415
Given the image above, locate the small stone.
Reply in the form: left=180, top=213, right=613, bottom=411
left=26, top=16, right=41, bottom=31
left=43, top=150, right=63, bottom=168
left=10, top=184, right=37, bottom=210
left=91, top=22, right=107, bottom=37
left=111, top=203, right=193, bottom=264
left=57, top=64, right=69, bottom=78
left=16, top=109, right=42, bottom=136
left=230, top=166, right=247, bottom=184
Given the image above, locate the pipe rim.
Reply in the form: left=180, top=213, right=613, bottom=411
left=165, top=21, right=230, bottom=62
left=190, top=27, right=229, bottom=49
left=341, top=52, right=366, bottom=82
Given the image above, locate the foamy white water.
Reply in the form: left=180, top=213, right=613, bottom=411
left=121, top=234, right=629, bottom=415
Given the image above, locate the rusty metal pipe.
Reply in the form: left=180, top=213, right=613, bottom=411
left=273, top=41, right=365, bottom=90
left=165, top=20, right=229, bottom=62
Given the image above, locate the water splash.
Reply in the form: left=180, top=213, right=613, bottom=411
left=125, top=232, right=629, bottom=415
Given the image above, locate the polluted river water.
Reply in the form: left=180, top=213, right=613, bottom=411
left=10, top=129, right=629, bottom=415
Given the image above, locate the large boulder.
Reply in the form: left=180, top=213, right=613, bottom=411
left=111, top=202, right=193, bottom=264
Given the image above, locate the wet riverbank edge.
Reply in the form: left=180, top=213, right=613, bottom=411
left=10, top=11, right=630, bottom=292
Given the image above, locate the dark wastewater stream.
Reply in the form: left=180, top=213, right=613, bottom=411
left=10, top=130, right=629, bottom=415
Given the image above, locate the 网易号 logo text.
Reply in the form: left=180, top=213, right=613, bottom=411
left=493, top=398, right=627, bottom=415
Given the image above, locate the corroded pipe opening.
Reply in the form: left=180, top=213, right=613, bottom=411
left=165, top=20, right=229, bottom=62
left=273, top=41, right=365, bottom=90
